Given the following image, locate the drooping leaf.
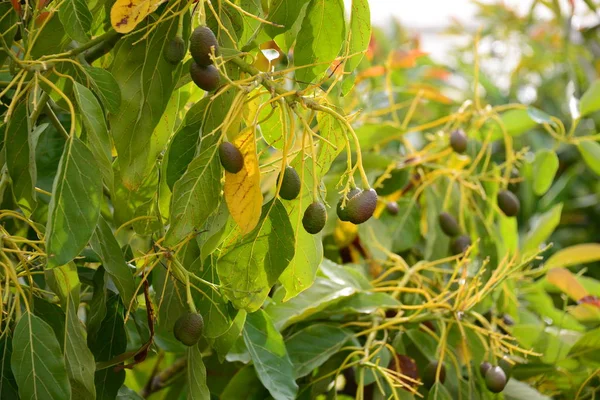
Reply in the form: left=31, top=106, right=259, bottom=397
left=0, top=3, right=18, bottom=69
left=577, top=141, right=600, bottom=176
left=286, top=324, right=352, bottom=378
left=224, top=127, right=264, bottom=234
left=165, top=135, right=222, bottom=246
left=545, top=243, right=600, bottom=269
left=11, top=312, right=71, bottom=400
left=187, top=346, right=210, bottom=400
left=165, top=99, right=208, bottom=190
left=0, top=336, right=18, bottom=399
left=279, top=114, right=344, bottom=300
left=82, top=66, right=122, bottom=114
left=4, top=101, right=37, bottom=215
left=342, top=0, right=371, bottom=95
left=73, top=81, right=113, bottom=188
left=90, top=216, right=137, bottom=308
left=46, top=137, right=102, bottom=268
left=579, top=80, right=600, bottom=117
left=532, top=149, right=558, bottom=196
left=243, top=310, right=298, bottom=400
left=264, top=0, right=310, bottom=38
left=211, top=310, right=247, bottom=362
left=46, top=263, right=97, bottom=400
left=218, top=199, right=295, bottom=311
left=109, top=7, right=183, bottom=188
left=294, top=0, right=345, bottom=84
left=522, top=203, right=563, bottom=254
left=89, top=295, right=127, bottom=400
left=110, top=0, right=161, bottom=34
left=58, top=0, right=92, bottom=42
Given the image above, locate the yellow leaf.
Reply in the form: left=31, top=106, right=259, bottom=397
left=546, top=268, right=588, bottom=301
left=545, top=243, right=600, bottom=269
left=110, top=0, right=162, bottom=34
left=224, top=128, right=263, bottom=235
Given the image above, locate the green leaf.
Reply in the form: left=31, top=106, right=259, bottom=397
left=428, top=382, right=453, bottom=399
left=46, top=263, right=96, bottom=399
left=58, top=0, right=91, bottom=43
left=532, top=149, right=559, bottom=196
left=165, top=135, right=221, bottom=246
left=522, top=203, right=563, bottom=254
left=485, top=108, right=545, bottom=140
left=46, top=136, right=102, bottom=268
left=265, top=0, right=310, bottom=38
left=355, top=123, right=402, bottom=150
left=87, top=267, right=108, bottom=343
left=4, top=101, right=37, bottom=215
left=90, top=217, right=137, bottom=308
left=109, top=11, right=183, bottom=189
left=266, top=277, right=356, bottom=330
left=187, top=346, right=210, bottom=400
left=504, top=378, right=552, bottom=400
left=545, top=243, right=600, bottom=269
left=243, top=310, right=299, bottom=400
left=11, top=312, right=71, bottom=400
left=73, top=81, right=113, bottom=188
left=342, top=0, right=371, bottom=94
left=567, top=327, right=600, bottom=363
left=294, top=0, right=345, bottom=84
left=0, top=3, right=18, bottom=69
left=0, top=336, right=18, bottom=399
left=579, top=80, right=600, bottom=117
left=577, top=141, right=600, bottom=176
left=89, top=295, right=127, bottom=400
left=165, top=99, right=207, bottom=190
left=211, top=310, right=247, bottom=362
left=218, top=199, right=295, bottom=311
left=83, top=66, right=122, bottom=114
left=194, top=257, right=232, bottom=339
left=286, top=324, right=352, bottom=378
left=220, top=365, right=267, bottom=400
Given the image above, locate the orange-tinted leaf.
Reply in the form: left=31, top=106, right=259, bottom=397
left=547, top=268, right=588, bottom=301
left=224, top=128, right=264, bottom=235
left=390, top=49, right=427, bottom=69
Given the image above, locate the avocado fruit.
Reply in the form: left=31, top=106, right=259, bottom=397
left=450, top=129, right=468, bottom=153
left=164, top=36, right=186, bottom=64
left=219, top=142, right=244, bottom=173
left=337, top=188, right=361, bottom=221
left=451, top=234, right=471, bottom=255
left=278, top=166, right=301, bottom=200
left=485, top=366, right=507, bottom=393
left=438, top=212, right=460, bottom=237
left=190, top=62, right=220, bottom=92
left=190, top=26, right=219, bottom=66
left=498, top=357, right=513, bottom=378
left=423, top=360, right=446, bottom=388
left=386, top=201, right=399, bottom=215
left=497, top=190, right=520, bottom=217
left=345, top=188, right=378, bottom=225
left=480, top=361, right=492, bottom=377
left=303, top=202, right=327, bottom=234
left=173, top=312, right=204, bottom=346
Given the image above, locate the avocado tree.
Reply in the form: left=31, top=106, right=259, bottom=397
left=1, top=0, right=600, bottom=399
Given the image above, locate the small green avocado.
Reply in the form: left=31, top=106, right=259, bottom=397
left=336, top=188, right=361, bottom=222
left=438, top=212, right=460, bottom=237
left=450, top=129, right=468, bottom=153
left=497, top=190, right=520, bottom=217
left=485, top=366, right=507, bottom=393
left=173, top=312, right=204, bottom=346
left=164, top=36, right=186, bottom=64
left=189, top=26, right=219, bottom=66
left=346, top=189, right=378, bottom=225
left=302, top=202, right=327, bottom=234
left=278, top=166, right=301, bottom=200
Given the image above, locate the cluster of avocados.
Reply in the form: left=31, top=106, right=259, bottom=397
left=173, top=312, right=204, bottom=346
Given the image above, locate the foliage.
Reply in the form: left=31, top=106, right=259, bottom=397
left=0, top=0, right=599, bottom=399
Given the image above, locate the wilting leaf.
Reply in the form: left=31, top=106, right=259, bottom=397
left=110, top=0, right=161, bottom=34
